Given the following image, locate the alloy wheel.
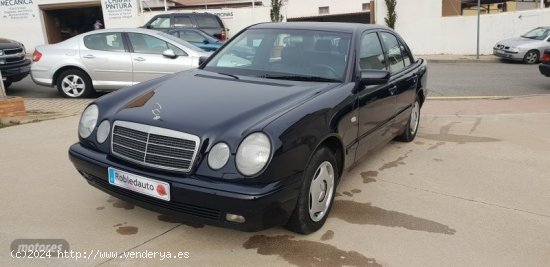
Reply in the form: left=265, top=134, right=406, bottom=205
left=308, top=161, right=335, bottom=222
left=61, top=75, right=86, bottom=98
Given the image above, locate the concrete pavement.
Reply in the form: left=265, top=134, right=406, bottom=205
left=1, top=96, right=550, bottom=266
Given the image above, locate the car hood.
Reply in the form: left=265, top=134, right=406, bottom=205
left=497, top=37, right=540, bottom=47
left=0, top=38, right=22, bottom=49
left=111, top=70, right=333, bottom=144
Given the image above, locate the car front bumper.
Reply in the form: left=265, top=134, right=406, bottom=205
left=493, top=49, right=524, bottom=61
left=68, top=143, right=302, bottom=231
left=539, top=63, right=550, bottom=77
left=0, top=59, right=31, bottom=82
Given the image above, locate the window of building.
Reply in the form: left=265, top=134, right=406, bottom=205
left=442, top=0, right=549, bottom=17
left=362, top=3, right=371, bottom=11
left=83, top=33, right=125, bottom=52
left=319, top=6, right=329, bottom=15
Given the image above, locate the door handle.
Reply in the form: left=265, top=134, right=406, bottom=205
left=389, top=85, right=398, bottom=95
left=134, top=57, right=146, bottom=62
left=82, top=55, right=95, bottom=59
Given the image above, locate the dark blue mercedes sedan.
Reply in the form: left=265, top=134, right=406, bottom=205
left=69, top=22, right=428, bottom=234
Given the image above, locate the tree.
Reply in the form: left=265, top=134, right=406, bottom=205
left=384, top=0, right=397, bottom=29
left=270, top=0, right=284, bottom=22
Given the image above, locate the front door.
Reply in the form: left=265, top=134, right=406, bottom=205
left=126, top=32, right=194, bottom=84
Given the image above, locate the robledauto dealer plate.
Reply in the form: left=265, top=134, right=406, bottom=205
left=108, top=167, right=170, bottom=201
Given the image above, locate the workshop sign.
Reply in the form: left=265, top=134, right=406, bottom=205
left=0, top=0, right=36, bottom=20
left=105, top=0, right=134, bottom=20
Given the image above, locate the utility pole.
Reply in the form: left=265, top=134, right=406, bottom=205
left=476, top=0, right=481, bottom=60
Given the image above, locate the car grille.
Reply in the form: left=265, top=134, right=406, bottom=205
left=111, top=121, right=200, bottom=173
left=0, top=47, right=25, bottom=65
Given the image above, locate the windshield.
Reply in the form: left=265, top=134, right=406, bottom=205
left=521, top=27, right=550, bottom=40
left=202, top=29, right=352, bottom=82
left=156, top=31, right=206, bottom=52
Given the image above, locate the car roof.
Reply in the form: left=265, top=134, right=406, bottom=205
left=85, top=28, right=164, bottom=34
left=249, top=22, right=390, bottom=33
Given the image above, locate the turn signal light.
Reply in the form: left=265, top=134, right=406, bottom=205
left=32, top=50, right=42, bottom=62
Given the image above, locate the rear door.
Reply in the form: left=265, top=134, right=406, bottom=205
left=379, top=32, right=419, bottom=131
left=355, top=31, right=397, bottom=161
left=126, top=32, right=194, bottom=83
left=80, top=32, right=133, bottom=89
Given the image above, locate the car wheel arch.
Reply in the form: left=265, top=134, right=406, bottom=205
left=305, top=134, right=345, bottom=180
left=53, top=66, right=91, bottom=86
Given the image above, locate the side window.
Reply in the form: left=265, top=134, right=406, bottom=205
left=167, top=43, right=187, bottom=57
left=128, top=33, right=170, bottom=54
left=380, top=32, right=405, bottom=73
left=359, top=32, right=386, bottom=70
left=174, top=15, right=193, bottom=27
left=196, top=15, right=222, bottom=28
left=400, top=41, right=412, bottom=67
left=181, top=31, right=206, bottom=42
left=83, top=33, right=125, bottom=52
left=149, top=17, right=170, bottom=28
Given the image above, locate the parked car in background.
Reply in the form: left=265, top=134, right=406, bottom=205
left=143, top=13, right=229, bottom=41
left=0, top=38, right=30, bottom=89
left=31, top=28, right=211, bottom=98
left=169, top=29, right=223, bottom=52
left=68, top=22, right=428, bottom=234
left=493, top=27, right=550, bottom=64
left=538, top=49, right=550, bottom=77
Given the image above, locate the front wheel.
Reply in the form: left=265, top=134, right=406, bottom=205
left=285, top=147, right=339, bottom=234
left=56, top=69, right=93, bottom=98
left=523, top=50, right=539, bottom=64
left=396, top=98, right=420, bottom=142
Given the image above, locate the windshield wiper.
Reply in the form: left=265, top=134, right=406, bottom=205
left=260, top=74, right=341, bottom=83
left=216, top=72, right=240, bottom=80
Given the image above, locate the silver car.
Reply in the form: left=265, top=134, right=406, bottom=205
left=493, top=27, right=550, bottom=64
left=31, top=28, right=211, bottom=98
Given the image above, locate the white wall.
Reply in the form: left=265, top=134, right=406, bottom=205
left=286, top=0, right=369, bottom=19
left=374, top=0, right=550, bottom=55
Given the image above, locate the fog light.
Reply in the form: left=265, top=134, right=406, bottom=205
left=225, top=213, right=246, bottom=223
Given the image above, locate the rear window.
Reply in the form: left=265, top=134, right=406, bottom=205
left=196, top=15, right=222, bottom=28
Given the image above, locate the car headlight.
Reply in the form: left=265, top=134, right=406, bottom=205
left=96, top=120, right=111, bottom=144
left=208, top=142, right=230, bottom=170
left=78, top=104, right=98, bottom=138
left=236, top=132, right=271, bottom=176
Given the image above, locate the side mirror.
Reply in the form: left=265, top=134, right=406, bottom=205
left=146, top=25, right=153, bottom=29
left=360, top=70, right=391, bottom=86
left=162, top=49, right=177, bottom=59
left=199, top=56, right=209, bottom=66
left=203, top=39, right=209, bottom=44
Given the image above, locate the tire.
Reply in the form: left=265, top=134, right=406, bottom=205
left=523, top=50, right=539, bottom=64
left=56, top=69, right=93, bottom=98
left=3, top=81, right=12, bottom=89
left=396, top=97, right=421, bottom=142
left=285, top=147, right=339, bottom=234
